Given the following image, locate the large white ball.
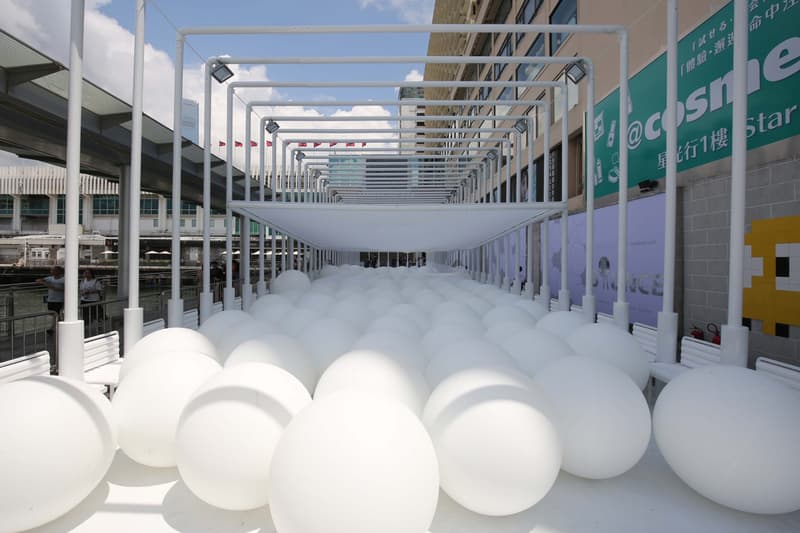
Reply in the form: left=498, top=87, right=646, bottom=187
left=385, top=303, right=429, bottom=332
left=269, top=391, right=439, bottom=533
left=514, top=299, right=550, bottom=320
left=423, top=367, right=562, bottom=516
left=535, top=310, right=590, bottom=338
left=484, top=321, right=527, bottom=346
left=271, top=269, right=311, bottom=294
left=654, top=366, right=800, bottom=514
left=225, top=334, right=317, bottom=393
left=422, top=323, right=484, bottom=359
left=175, top=363, right=311, bottom=510
left=299, top=317, right=360, bottom=372
left=352, top=330, right=428, bottom=374
left=328, top=297, right=373, bottom=331
left=0, top=377, right=115, bottom=531
left=425, top=338, right=519, bottom=388
left=215, top=318, right=279, bottom=360
left=501, top=327, right=575, bottom=377
left=315, top=349, right=429, bottom=417
left=249, top=295, right=294, bottom=323
left=280, top=307, right=323, bottom=338
left=120, top=327, right=220, bottom=381
left=483, top=304, right=536, bottom=329
left=566, top=323, right=650, bottom=389
left=112, top=351, right=221, bottom=467
left=366, top=314, right=421, bottom=339
left=533, top=356, right=651, bottom=479
left=198, top=310, right=255, bottom=347
left=295, top=291, right=336, bottom=313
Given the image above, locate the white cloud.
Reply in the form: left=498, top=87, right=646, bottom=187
left=404, top=69, right=424, bottom=82
left=359, top=0, right=434, bottom=24
left=0, top=0, right=402, bottom=174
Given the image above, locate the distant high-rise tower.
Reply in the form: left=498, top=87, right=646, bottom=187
left=181, top=99, right=200, bottom=144
left=398, top=86, right=425, bottom=156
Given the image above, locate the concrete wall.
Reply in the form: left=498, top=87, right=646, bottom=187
left=681, top=156, right=800, bottom=365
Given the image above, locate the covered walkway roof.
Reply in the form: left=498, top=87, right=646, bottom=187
left=0, top=30, right=251, bottom=208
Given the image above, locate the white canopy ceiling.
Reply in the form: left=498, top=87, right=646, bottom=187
left=230, top=201, right=564, bottom=252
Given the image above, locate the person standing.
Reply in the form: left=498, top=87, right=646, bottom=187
left=37, top=265, right=65, bottom=318
left=80, top=269, right=104, bottom=330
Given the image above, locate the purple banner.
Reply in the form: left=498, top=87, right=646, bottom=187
left=547, top=194, right=665, bottom=326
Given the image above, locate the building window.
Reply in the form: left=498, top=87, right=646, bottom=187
left=180, top=218, right=186, bottom=228
left=0, top=195, right=13, bottom=215
left=140, top=197, right=159, bottom=215
left=497, top=86, right=514, bottom=116
left=153, top=219, right=158, bottom=228
left=516, top=0, right=544, bottom=43
left=494, top=35, right=513, bottom=80
left=553, top=69, right=580, bottom=123
left=191, top=219, right=197, bottom=228
left=480, top=70, right=492, bottom=101
left=516, top=34, right=545, bottom=98
left=92, top=195, right=119, bottom=215
left=493, top=0, right=512, bottom=24
left=550, top=0, right=577, bottom=54
left=166, top=199, right=198, bottom=216
left=549, top=145, right=562, bottom=201
left=535, top=92, right=546, bottom=139
left=21, top=195, right=49, bottom=216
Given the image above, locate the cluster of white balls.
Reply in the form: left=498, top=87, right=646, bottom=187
left=2, top=265, right=799, bottom=532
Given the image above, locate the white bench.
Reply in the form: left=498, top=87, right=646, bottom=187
left=0, top=351, right=51, bottom=384
left=142, top=318, right=165, bottom=337
left=183, top=308, right=199, bottom=330
left=755, top=357, right=800, bottom=390
left=649, top=336, right=721, bottom=384
left=83, top=331, right=122, bottom=398
left=632, top=322, right=657, bottom=362
left=597, top=312, right=614, bottom=325
left=232, top=296, right=243, bottom=310
left=211, top=301, right=223, bottom=315
left=570, top=304, right=582, bottom=313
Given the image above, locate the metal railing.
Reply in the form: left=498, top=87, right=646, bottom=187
left=0, top=309, right=58, bottom=365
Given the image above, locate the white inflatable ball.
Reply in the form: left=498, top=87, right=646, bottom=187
left=214, top=318, right=279, bottom=360
left=483, top=304, right=536, bottom=329
left=566, top=323, right=650, bottom=389
left=269, top=391, right=439, bottom=533
left=535, top=310, right=590, bottom=338
left=501, top=328, right=575, bottom=378
left=484, top=321, right=527, bottom=346
left=120, top=327, right=219, bottom=381
left=411, top=289, right=443, bottom=309
left=295, top=291, right=336, bottom=313
left=280, top=306, right=323, bottom=338
left=433, top=310, right=485, bottom=332
left=198, top=310, right=254, bottom=347
left=422, top=323, right=484, bottom=359
left=654, top=366, right=800, bottom=514
left=226, top=334, right=317, bottom=393
left=352, top=330, right=428, bottom=374
left=249, top=296, right=294, bottom=324
left=367, top=314, right=421, bottom=339
left=299, top=317, right=360, bottom=372
left=460, top=295, right=492, bottom=316
left=176, top=363, right=311, bottom=510
left=426, top=339, right=519, bottom=388
left=514, top=299, right=550, bottom=321
left=315, top=349, right=430, bottom=417
left=270, top=269, right=311, bottom=295
left=329, top=297, right=373, bottom=331
left=385, top=303, right=430, bottom=332
left=367, top=296, right=398, bottom=316
left=113, top=351, right=221, bottom=467
left=0, top=377, right=116, bottom=532
left=533, top=356, right=650, bottom=479
left=423, top=367, right=561, bottom=516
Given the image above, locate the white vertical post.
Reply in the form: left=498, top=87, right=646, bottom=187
left=223, top=86, right=236, bottom=309
left=199, top=60, right=214, bottom=324
left=257, top=120, right=267, bottom=296
left=270, top=132, right=277, bottom=288
left=558, top=84, right=570, bottom=311
left=582, top=61, right=597, bottom=321
left=168, top=35, right=185, bottom=326
left=241, top=107, right=253, bottom=309
left=613, top=30, right=631, bottom=329
left=524, top=116, right=535, bottom=297
left=59, top=0, right=86, bottom=379
left=538, top=105, right=551, bottom=303
left=123, top=0, right=145, bottom=352
left=721, top=0, right=749, bottom=366
left=657, top=0, right=680, bottom=362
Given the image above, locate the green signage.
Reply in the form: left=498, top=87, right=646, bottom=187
left=592, top=0, right=800, bottom=198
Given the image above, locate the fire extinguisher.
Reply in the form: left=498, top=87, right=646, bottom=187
left=707, top=323, right=721, bottom=345
left=689, top=324, right=705, bottom=340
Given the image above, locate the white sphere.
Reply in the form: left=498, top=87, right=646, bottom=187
left=175, top=363, right=311, bottom=510
left=483, top=304, right=536, bottom=329
left=535, top=310, right=590, bottom=338
left=249, top=295, right=294, bottom=323
left=271, top=269, right=311, bottom=294
left=352, top=330, right=428, bottom=374
left=533, top=356, right=651, bottom=479
left=315, top=349, right=430, bottom=417
left=366, top=314, right=421, bottom=339
left=280, top=306, right=323, bottom=338
left=299, top=317, right=360, bottom=372
left=501, top=328, right=575, bottom=378
left=423, top=367, right=561, bottom=516
left=654, top=366, right=800, bottom=514
left=422, top=323, right=484, bottom=359
left=329, top=297, right=373, bottom=330
left=215, top=318, right=279, bottom=360
left=120, top=327, right=219, bottom=381
left=269, top=391, right=439, bottom=533
left=513, top=299, right=550, bottom=321
left=566, top=323, right=650, bottom=389
left=425, top=339, right=519, bottom=388
left=226, top=334, right=317, bottom=393
left=112, top=351, right=221, bottom=467
left=198, top=310, right=255, bottom=347
left=385, top=303, right=429, bottom=331
left=484, top=321, right=527, bottom=346
left=0, top=377, right=115, bottom=531
left=295, top=291, right=336, bottom=313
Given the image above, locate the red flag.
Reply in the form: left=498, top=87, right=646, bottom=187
left=329, top=142, right=337, bottom=147
left=313, top=142, right=322, bottom=147
left=266, top=141, right=273, bottom=147
left=297, top=142, right=308, bottom=147
left=234, top=141, right=243, bottom=147
left=345, top=142, right=355, bottom=147
left=361, top=142, right=367, bottom=147
left=250, top=140, right=258, bottom=147
left=218, top=141, right=226, bottom=147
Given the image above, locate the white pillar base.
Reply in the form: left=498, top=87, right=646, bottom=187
left=501, top=276, right=510, bottom=291
left=581, top=295, right=596, bottom=323
left=57, top=320, right=84, bottom=380
left=241, top=283, right=253, bottom=310
left=123, top=307, right=143, bottom=354
left=223, top=287, right=236, bottom=310
left=480, top=272, right=487, bottom=283
left=656, top=311, right=679, bottom=363
left=167, top=298, right=184, bottom=328
left=256, top=280, right=267, bottom=296
left=536, top=285, right=550, bottom=305
left=720, top=324, right=749, bottom=367
left=613, top=301, right=630, bottom=331
left=558, top=289, right=570, bottom=311
left=523, top=285, right=534, bottom=299
left=199, top=291, right=214, bottom=324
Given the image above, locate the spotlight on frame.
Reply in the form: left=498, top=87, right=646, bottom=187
left=266, top=120, right=280, bottom=134
left=210, top=62, right=234, bottom=84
